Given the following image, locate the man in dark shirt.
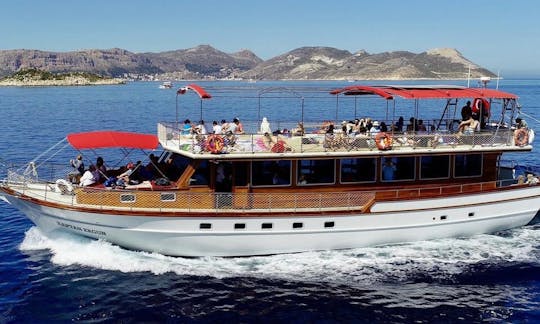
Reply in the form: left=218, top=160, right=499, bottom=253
left=461, top=101, right=472, bottom=121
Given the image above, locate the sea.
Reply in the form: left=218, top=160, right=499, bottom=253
left=0, top=80, right=539, bottom=323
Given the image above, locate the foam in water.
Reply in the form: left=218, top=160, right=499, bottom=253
left=19, top=225, right=540, bottom=284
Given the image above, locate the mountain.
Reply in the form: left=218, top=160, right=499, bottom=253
left=241, top=47, right=494, bottom=80
left=0, top=45, right=494, bottom=80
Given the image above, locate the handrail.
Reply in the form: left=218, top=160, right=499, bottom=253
left=2, top=172, right=527, bottom=213
left=158, top=122, right=517, bottom=156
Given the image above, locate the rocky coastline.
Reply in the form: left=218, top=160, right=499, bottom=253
left=0, top=69, right=125, bottom=86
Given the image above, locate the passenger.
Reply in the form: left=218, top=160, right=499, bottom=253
left=417, top=119, right=427, bottom=132
left=406, top=117, right=417, bottom=132
left=233, top=117, right=244, bottom=134
left=227, top=119, right=238, bottom=134
left=461, top=101, right=472, bottom=121
left=80, top=165, right=97, bottom=187
left=380, top=121, right=388, bottom=132
left=292, top=122, right=305, bottom=136
left=352, top=119, right=361, bottom=134
left=68, top=154, right=85, bottom=183
left=369, top=121, right=380, bottom=135
left=382, top=159, right=396, bottom=181
left=95, top=157, right=107, bottom=183
left=526, top=174, right=539, bottom=185
left=298, top=174, right=307, bottom=185
left=516, top=117, right=528, bottom=129
left=181, top=119, right=192, bottom=135
left=212, top=120, right=222, bottom=134
left=220, top=119, right=230, bottom=133
left=458, top=117, right=479, bottom=134
left=260, top=117, right=272, bottom=134
left=117, top=162, right=135, bottom=186
left=394, top=116, right=404, bottom=132
left=195, top=120, right=208, bottom=135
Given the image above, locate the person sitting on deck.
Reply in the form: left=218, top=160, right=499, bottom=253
left=79, top=165, right=97, bottom=187
left=458, top=117, right=479, bottom=135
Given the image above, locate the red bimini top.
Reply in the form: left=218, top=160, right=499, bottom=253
left=330, top=85, right=518, bottom=100
left=67, top=131, right=159, bottom=150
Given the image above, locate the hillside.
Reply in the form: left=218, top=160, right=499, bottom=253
left=0, top=46, right=494, bottom=80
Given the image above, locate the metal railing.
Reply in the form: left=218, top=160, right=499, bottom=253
left=2, top=167, right=526, bottom=214
left=158, top=122, right=516, bottom=156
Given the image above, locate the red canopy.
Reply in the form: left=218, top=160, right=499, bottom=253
left=67, top=131, right=159, bottom=150
left=176, top=83, right=212, bottom=99
left=330, top=85, right=518, bottom=100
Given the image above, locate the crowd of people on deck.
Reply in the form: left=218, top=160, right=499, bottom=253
left=69, top=154, right=180, bottom=188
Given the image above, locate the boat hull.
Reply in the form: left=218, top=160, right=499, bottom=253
left=2, top=186, right=540, bottom=256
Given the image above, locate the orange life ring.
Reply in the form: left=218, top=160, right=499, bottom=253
left=375, top=132, right=393, bottom=150
left=205, top=135, right=224, bottom=153
left=472, top=98, right=490, bottom=116
left=514, top=128, right=529, bottom=147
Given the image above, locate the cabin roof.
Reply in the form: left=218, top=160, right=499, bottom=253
left=330, top=85, right=518, bottom=100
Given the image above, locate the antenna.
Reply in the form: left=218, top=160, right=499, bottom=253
left=467, top=65, right=471, bottom=87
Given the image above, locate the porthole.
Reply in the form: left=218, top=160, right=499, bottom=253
left=324, top=221, right=335, bottom=228
left=261, top=223, right=273, bottom=229
left=468, top=212, right=475, bottom=217
left=234, top=223, right=246, bottom=229
left=199, top=223, right=212, bottom=229
left=440, top=215, right=447, bottom=220
left=293, top=222, right=303, bottom=229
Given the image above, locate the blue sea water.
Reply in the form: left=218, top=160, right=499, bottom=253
left=0, top=80, right=539, bottom=322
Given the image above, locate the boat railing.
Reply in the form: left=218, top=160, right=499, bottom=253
left=158, top=122, right=516, bottom=155
left=2, top=165, right=528, bottom=213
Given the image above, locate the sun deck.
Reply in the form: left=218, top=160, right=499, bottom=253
left=157, top=122, right=529, bottom=159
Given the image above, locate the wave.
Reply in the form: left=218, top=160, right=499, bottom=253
left=19, top=225, right=540, bottom=285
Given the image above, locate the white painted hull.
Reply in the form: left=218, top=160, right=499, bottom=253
left=2, top=186, right=540, bottom=256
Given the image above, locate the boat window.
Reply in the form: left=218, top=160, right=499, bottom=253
left=191, top=160, right=210, bottom=186
left=160, top=192, right=176, bottom=202
left=293, top=222, right=303, bottom=229
left=199, top=223, right=212, bottom=229
left=297, top=159, right=335, bottom=185
left=324, top=221, right=335, bottom=228
left=251, top=160, right=291, bottom=186
left=420, top=156, right=450, bottom=179
left=381, top=157, right=415, bottom=182
left=234, top=223, right=246, bottom=229
left=119, top=194, right=136, bottom=203
left=454, top=154, right=482, bottom=177
left=340, top=158, right=376, bottom=183
left=261, top=223, right=273, bottom=229
left=233, top=162, right=250, bottom=186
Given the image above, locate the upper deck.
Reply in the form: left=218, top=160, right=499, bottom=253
left=157, top=84, right=530, bottom=160
left=158, top=122, right=530, bottom=160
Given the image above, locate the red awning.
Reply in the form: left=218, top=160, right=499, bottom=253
left=67, top=131, right=159, bottom=150
left=176, top=83, right=212, bottom=99
left=330, top=85, right=518, bottom=100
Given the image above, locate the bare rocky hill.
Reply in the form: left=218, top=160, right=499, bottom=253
left=0, top=45, right=494, bottom=80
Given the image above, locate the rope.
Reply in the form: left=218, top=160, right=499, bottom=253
left=518, top=111, right=540, bottom=125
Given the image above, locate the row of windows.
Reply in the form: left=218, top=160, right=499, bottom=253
left=200, top=221, right=336, bottom=230
left=251, top=154, right=482, bottom=187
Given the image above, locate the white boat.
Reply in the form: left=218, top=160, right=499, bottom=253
left=1, top=84, right=539, bottom=257
left=159, top=81, right=173, bottom=89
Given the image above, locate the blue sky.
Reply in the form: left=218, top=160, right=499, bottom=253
left=2, top=0, right=539, bottom=76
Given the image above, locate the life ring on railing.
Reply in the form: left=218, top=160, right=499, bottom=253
left=375, top=132, right=393, bottom=150
left=514, top=128, right=529, bottom=147
left=472, top=98, right=490, bottom=117
left=205, top=134, right=224, bottom=154
left=55, top=179, right=74, bottom=195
